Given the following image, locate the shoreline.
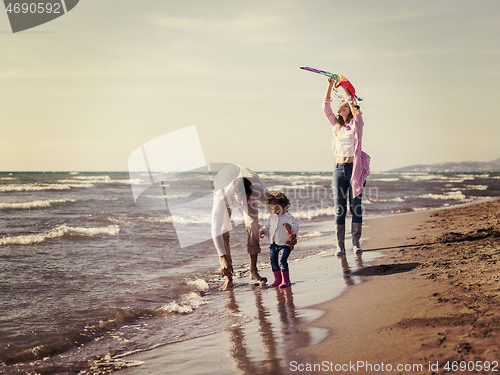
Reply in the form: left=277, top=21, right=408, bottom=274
left=297, top=198, right=499, bottom=374
left=113, top=198, right=498, bottom=374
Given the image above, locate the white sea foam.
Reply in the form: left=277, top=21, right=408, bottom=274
left=0, top=176, right=142, bottom=192
left=62, top=176, right=139, bottom=185
left=402, top=174, right=448, bottom=182
left=0, top=224, right=120, bottom=246
left=142, top=192, right=191, bottom=200
left=370, top=177, right=400, bottom=182
left=269, top=183, right=327, bottom=191
left=293, top=206, right=334, bottom=220
left=146, top=215, right=212, bottom=225
left=158, top=292, right=208, bottom=314
left=375, top=196, right=405, bottom=203
left=261, top=173, right=330, bottom=182
left=0, top=199, right=75, bottom=210
left=463, top=185, right=489, bottom=191
left=402, top=174, right=476, bottom=184
left=72, top=175, right=111, bottom=181
left=298, top=231, right=324, bottom=241
left=112, top=215, right=212, bottom=226
left=413, top=191, right=468, bottom=201
left=186, top=279, right=209, bottom=292
left=259, top=206, right=333, bottom=221
left=0, top=183, right=93, bottom=192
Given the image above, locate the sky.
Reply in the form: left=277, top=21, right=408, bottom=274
left=1, top=0, right=499, bottom=172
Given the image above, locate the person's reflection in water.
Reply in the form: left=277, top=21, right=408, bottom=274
left=275, top=287, right=295, bottom=325
left=355, top=252, right=364, bottom=269
left=274, top=286, right=313, bottom=364
left=252, top=288, right=282, bottom=374
left=224, top=290, right=259, bottom=375
left=223, top=286, right=313, bottom=374
left=339, top=252, right=364, bottom=285
left=338, top=254, right=355, bottom=286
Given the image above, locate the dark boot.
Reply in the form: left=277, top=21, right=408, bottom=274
left=335, top=224, right=346, bottom=256
left=352, top=222, right=363, bottom=253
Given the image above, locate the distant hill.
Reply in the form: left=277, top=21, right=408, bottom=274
left=389, top=158, right=500, bottom=172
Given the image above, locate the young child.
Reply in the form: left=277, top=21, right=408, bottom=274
left=259, top=192, right=299, bottom=288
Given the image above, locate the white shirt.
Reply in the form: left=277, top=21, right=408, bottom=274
left=333, top=126, right=355, bottom=157
left=261, top=212, right=299, bottom=246
left=211, top=166, right=269, bottom=256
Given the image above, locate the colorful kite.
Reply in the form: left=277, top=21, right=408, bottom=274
left=300, top=67, right=363, bottom=113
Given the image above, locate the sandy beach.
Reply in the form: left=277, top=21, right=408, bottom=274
left=116, top=198, right=499, bottom=375
left=300, top=198, right=500, bottom=374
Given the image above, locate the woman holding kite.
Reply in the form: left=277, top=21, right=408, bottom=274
left=322, top=76, right=370, bottom=256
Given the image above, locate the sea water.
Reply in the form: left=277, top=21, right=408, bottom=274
left=0, top=171, right=498, bottom=373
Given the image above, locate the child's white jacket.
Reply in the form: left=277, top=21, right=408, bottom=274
left=261, top=212, right=299, bottom=246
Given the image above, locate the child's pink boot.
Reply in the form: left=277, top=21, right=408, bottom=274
left=279, top=270, right=291, bottom=288
left=269, top=270, right=282, bottom=287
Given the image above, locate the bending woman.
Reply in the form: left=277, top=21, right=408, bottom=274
left=323, top=77, right=370, bottom=256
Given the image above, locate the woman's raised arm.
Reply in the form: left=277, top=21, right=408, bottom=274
left=323, top=77, right=340, bottom=126
left=325, top=77, right=335, bottom=100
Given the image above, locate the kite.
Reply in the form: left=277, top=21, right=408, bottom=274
left=300, top=66, right=363, bottom=113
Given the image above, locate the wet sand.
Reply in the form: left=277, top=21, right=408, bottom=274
left=119, top=199, right=499, bottom=374
left=118, top=221, right=382, bottom=374
left=300, top=198, right=500, bottom=374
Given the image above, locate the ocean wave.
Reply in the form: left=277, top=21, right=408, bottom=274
left=268, top=183, right=327, bottom=192
left=63, top=176, right=140, bottom=185
left=258, top=206, right=333, bottom=221
left=0, top=224, right=120, bottom=246
left=402, top=174, right=448, bottom=182
left=374, top=197, right=405, bottom=203
left=186, top=278, right=210, bottom=292
left=0, top=199, right=75, bottom=210
left=412, top=191, right=468, bottom=201
left=71, top=175, right=111, bottom=181
left=402, top=174, right=476, bottom=183
left=111, top=215, right=212, bottom=226
left=463, top=185, right=489, bottom=191
left=158, top=292, right=209, bottom=314
left=298, top=231, right=324, bottom=241
left=0, top=182, right=93, bottom=192
left=293, top=206, right=334, bottom=220
left=0, top=177, right=138, bottom=193
left=0, top=285, right=209, bottom=367
left=141, top=192, right=191, bottom=200
left=370, top=177, right=400, bottom=182
left=261, top=173, right=330, bottom=181
left=392, top=206, right=431, bottom=214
